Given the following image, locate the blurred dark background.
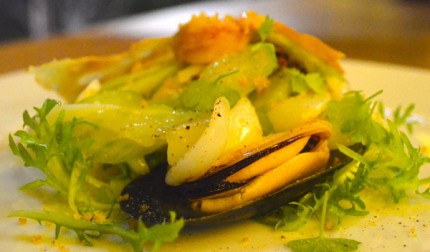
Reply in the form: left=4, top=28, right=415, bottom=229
left=0, top=0, right=202, bottom=43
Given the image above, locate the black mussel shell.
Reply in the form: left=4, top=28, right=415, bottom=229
left=174, top=135, right=307, bottom=199
left=119, top=144, right=363, bottom=227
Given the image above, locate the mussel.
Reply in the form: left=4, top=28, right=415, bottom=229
left=120, top=120, right=354, bottom=226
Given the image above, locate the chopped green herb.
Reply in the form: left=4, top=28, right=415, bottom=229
left=287, top=237, right=360, bottom=252
left=287, top=68, right=326, bottom=95
left=257, top=16, right=274, bottom=42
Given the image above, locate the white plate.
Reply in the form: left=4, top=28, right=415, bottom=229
left=0, top=60, right=429, bottom=251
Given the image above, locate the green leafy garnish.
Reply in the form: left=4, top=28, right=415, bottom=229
left=256, top=203, right=312, bottom=232
left=257, top=16, right=274, bottom=42
left=180, top=72, right=241, bottom=111
left=288, top=68, right=326, bottom=95
left=287, top=237, right=360, bottom=252
left=8, top=210, right=184, bottom=252
left=327, top=91, right=386, bottom=145
left=340, top=121, right=430, bottom=203
left=379, top=103, right=417, bottom=134
left=286, top=192, right=361, bottom=252
left=330, top=92, right=430, bottom=202
left=8, top=99, right=127, bottom=211
left=9, top=100, right=94, bottom=205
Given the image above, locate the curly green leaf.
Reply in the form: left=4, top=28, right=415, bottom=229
left=8, top=210, right=184, bottom=252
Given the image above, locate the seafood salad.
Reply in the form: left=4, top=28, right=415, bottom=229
left=8, top=12, right=430, bottom=251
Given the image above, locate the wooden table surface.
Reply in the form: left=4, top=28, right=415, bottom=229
left=0, top=0, right=429, bottom=74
